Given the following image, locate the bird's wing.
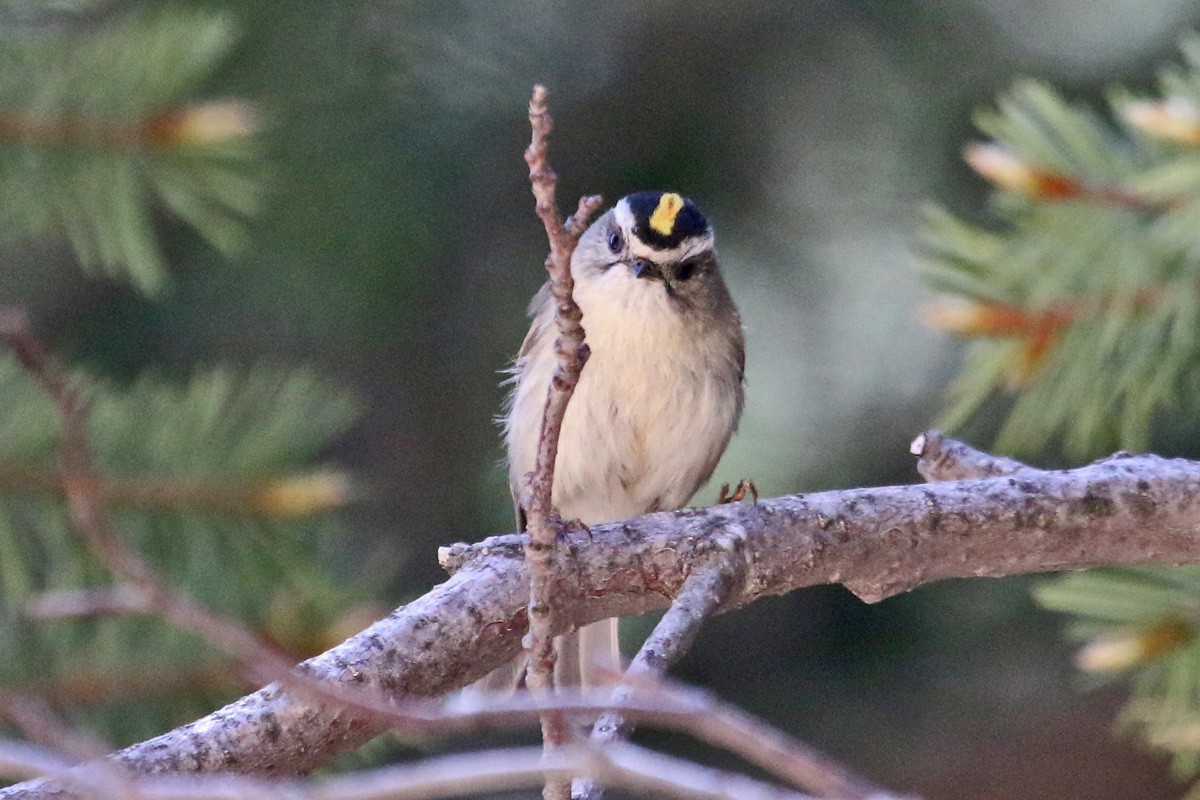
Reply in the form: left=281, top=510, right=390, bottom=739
left=490, top=280, right=623, bottom=695
left=507, top=282, right=554, bottom=526
left=517, top=282, right=554, bottom=361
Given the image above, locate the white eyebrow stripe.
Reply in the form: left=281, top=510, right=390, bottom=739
left=613, top=199, right=636, bottom=233
left=628, top=231, right=714, bottom=262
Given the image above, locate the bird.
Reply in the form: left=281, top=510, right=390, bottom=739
left=495, top=189, right=745, bottom=690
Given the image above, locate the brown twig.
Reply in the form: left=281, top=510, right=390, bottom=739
left=5, top=664, right=242, bottom=710
left=0, top=695, right=138, bottom=800
left=1, top=740, right=826, bottom=800
left=0, top=461, right=351, bottom=518
left=0, top=311, right=302, bottom=682
left=24, top=585, right=150, bottom=621
left=521, top=83, right=603, bottom=800
left=577, top=559, right=743, bottom=800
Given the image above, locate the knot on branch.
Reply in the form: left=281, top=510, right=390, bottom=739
left=911, top=429, right=1033, bottom=481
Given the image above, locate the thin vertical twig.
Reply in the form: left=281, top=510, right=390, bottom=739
left=521, top=84, right=603, bottom=800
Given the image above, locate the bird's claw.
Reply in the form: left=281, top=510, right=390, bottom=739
left=551, top=513, right=592, bottom=541
left=718, top=479, right=758, bottom=505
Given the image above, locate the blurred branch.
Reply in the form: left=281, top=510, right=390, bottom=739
left=0, top=310, right=305, bottom=682
left=5, top=664, right=241, bottom=710
left=7, top=430, right=1200, bottom=797
left=0, top=740, right=832, bottom=800
left=0, top=695, right=135, bottom=800
left=23, top=585, right=149, bottom=621
left=0, top=462, right=351, bottom=518
left=578, top=560, right=743, bottom=800
left=0, top=738, right=74, bottom=785
left=0, top=100, right=255, bottom=150
left=1, top=682, right=900, bottom=800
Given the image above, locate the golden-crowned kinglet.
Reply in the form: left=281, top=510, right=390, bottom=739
left=497, top=190, right=745, bottom=689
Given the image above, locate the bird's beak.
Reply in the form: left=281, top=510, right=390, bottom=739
left=631, top=259, right=662, bottom=280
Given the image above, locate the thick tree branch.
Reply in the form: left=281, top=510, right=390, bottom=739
left=7, top=432, right=1200, bottom=797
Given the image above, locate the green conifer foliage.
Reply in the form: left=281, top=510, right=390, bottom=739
left=920, top=77, right=1200, bottom=459
left=0, top=5, right=369, bottom=750
left=923, top=41, right=1200, bottom=783
left=0, top=362, right=365, bottom=744
left=0, top=7, right=264, bottom=295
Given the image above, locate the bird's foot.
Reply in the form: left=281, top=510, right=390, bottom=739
left=718, top=479, right=758, bottom=505
left=551, top=512, right=592, bottom=541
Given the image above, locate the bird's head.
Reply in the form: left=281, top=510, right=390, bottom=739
left=572, top=191, right=730, bottom=316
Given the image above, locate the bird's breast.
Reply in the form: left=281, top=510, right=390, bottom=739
left=508, top=284, right=741, bottom=525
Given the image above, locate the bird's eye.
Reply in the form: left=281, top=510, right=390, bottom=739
left=676, top=260, right=697, bottom=282
left=607, top=229, right=624, bottom=254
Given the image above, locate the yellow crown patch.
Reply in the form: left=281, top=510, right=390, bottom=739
left=648, top=192, right=685, bottom=236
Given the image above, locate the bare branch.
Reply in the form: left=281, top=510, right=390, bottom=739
left=578, top=560, right=742, bottom=800
left=1, top=696, right=110, bottom=769
left=0, top=742, right=827, bottom=800
left=315, top=742, right=822, bottom=800
left=24, top=586, right=150, bottom=621
left=310, top=746, right=554, bottom=800
left=0, top=739, right=74, bottom=785
left=0, top=462, right=351, bottom=518
left=589, top=742, right=820, bottom=800
left=578, top=554, right=891, bottom=800
left=0, top=696, right=137, bottom=800
left=521, top=83, right=603, bottom=799
left=2, top=666, right=901, bottom=800
left=0, top=311, right=303, bottom=683
left=8, top=432, right=1200, bottom=796
left=666, top=691, right=907, bottom=800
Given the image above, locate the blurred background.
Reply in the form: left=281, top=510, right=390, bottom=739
left=5, top=0, right=1200, bottom=797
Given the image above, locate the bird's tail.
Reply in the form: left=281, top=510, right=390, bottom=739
left=466, top=618, right=620, bottom=695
